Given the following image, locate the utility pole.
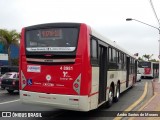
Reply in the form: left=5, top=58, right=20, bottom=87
left=149, top=0, right=160, bottom=83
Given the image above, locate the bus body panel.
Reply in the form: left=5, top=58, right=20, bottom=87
left=90, top=68, right=135, bottom=110
left=21, top=63, right=82, bottom=94
left=90, top=67, right=99, bottom=110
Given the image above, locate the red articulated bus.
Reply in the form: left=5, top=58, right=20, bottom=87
left=19, top=23, right=137, bottom=111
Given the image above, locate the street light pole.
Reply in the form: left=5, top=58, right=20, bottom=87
left=126, top=18, right=159, bottom=30
left=126, top=18, right=160, bottom=83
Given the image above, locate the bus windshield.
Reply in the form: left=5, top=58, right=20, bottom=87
left=25, top=28, right=79, bottom=52
left=138, top=62, right=151, bottom=68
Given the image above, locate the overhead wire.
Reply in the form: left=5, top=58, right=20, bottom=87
left=149, top=0, right=160, bottom=27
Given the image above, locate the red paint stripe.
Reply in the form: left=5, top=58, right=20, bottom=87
left=89, top=92, right=99, bottom=97
left=89, top=87, right=110, bottom=97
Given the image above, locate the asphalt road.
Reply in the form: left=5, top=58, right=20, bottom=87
left=0, top=79, right=153, bottom=120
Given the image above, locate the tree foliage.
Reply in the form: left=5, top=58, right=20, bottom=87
left=138, top=54, right=158, bottom=62
left=142, top=54, right=153, bottom=61
left=11, top=58, right=19, bottom=66
left=0, top=29, right=20, bottom=65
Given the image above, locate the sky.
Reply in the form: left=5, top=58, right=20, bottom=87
left=0, top=0, right=160, bottom=60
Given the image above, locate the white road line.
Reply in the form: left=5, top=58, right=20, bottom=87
left=0, top=99, right=20, bottom=105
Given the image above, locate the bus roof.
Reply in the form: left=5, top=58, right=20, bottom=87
left=90, top=27, right=136, bottom=59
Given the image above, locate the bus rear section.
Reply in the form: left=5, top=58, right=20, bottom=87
left=19, top=23, right=92, bottom=111
left=138, top=61, right=153, bottom=78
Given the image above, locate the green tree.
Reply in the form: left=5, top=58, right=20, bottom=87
left=149, top=59, right=157, bottom=62
left=142, top=54, right=153, bottom=61
left=11, top=58, right=19, bottom=66
left=0, top=29, right=20, bottom=65
left=138, top=57, right=144, bottom=61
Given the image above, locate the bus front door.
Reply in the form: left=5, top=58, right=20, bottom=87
left=126, top=56, right=130, bottom=88
left=98, top=46, right=108, bottom=104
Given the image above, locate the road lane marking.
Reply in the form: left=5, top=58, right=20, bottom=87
left=128, top=93, right=157, bottom=120
left=137, top=92, right=157, bottom=111
left=0, top=99, right=20, bottom=105
left=113, top=82, right=148, bottom=120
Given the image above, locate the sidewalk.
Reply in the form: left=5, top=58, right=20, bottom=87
left=133, top=78, right=160, bottom=120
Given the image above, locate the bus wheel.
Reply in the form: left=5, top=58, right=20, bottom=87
left=114, top=83, right=120, bottom=102
left=106, top=86, right=114, bottom=108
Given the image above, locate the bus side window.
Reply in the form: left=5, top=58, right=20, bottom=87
left=91, top=39, right=98, bottom=58
left=109, top=47, right=112, bottom=62
left=117, top=51, right=119, bottom=63
left=112, top=49, right=117, bottom=63
left=91, top=38, right=98, bottom=65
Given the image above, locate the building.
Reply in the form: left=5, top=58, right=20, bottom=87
left=10, top=44, right=19, bottom=59
left=0, top=54, right=8, bottom=66
left=0, top=43, right=8, bottom=66
left=0, top=43, right=19, bottom=66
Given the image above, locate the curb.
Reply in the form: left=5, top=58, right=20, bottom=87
left=114, top=82, right=148, bottom=120
left=137, top=79, right=157, bottom=111
left=128, top=79, right=157, bottom=120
